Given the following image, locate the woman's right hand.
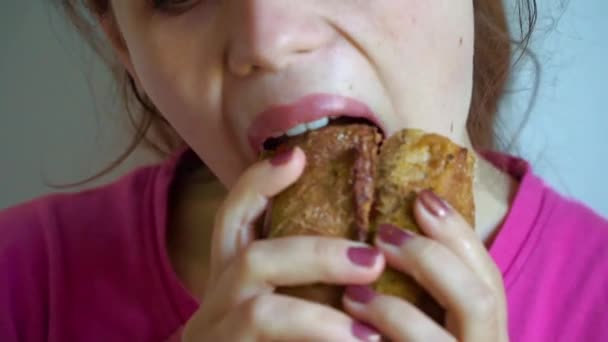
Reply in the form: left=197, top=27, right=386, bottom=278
left=181, top=148, right=386, bottom=342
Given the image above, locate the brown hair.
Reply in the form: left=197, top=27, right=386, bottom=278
left=55, top=0, right=537, bottom=183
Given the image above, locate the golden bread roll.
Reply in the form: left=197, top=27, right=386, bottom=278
left=262, top=123, right=475, bottom=323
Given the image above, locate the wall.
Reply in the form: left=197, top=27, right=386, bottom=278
left=1, top=0, right=606, bottom=216
left=0, top=1, right=158, bottom=209
left=498, top=0, right=607, bottom=215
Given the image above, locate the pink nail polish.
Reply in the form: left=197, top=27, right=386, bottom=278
left=270, top=148, right=294, bottom=166
left=352, top=322, right=381, bottom=342
left=347, top=247, right=380, bottom=268
left=419, top=189, right=450, bottom=217
left=378, top=224, right=413, bottom=247
left=345, top=285, right=376, bottom=304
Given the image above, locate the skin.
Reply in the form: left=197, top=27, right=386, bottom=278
left=99, top=0, right=517, bottom=340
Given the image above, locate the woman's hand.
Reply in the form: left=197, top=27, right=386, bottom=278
left=342, top=190, right=509, bottom=342
left=182, top=148, right=386, bottom=342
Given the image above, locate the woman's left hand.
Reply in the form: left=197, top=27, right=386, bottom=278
left=342, top=190, right=509, bottom=342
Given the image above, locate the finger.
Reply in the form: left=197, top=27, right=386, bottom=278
left=413, top=190, right=503, bottom=290
left=414, top=190, right=508, bottom=338
left=204, top=236, right=385, bottom=319
left=217, top=294, right=381, bottom=342
left=209, top=147, right=306, bottom=280
left=343, top=286, right=455, bottom=342
left=375, top=224, right=499, bottom=341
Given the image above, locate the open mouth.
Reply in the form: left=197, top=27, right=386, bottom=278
left=262, top=116, right=382, bottom=151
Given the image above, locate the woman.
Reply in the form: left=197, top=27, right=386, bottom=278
left=1, top=0, right=606, bottom=341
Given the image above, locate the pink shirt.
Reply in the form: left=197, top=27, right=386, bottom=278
left=1, top=148, right=607, bottom=341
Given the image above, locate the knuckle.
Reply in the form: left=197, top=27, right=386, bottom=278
left=312, top=240, right=339, bottom=278
left=456, top=236, right=476, bottom=254
left=468, top=285, right=498, bottom=317
left=404, top=240, right=444, bottom=282
left=416, top=240, right=446, bottom=267
left=373, top=297, right=455, bottom=340
left=244, top=294, right=274, bottom=328
left=489, top=265, right=506, bottom=286
left=417, top=239, right=442, bottom=259
left=312, top=238, right=332, bottom=257
left=373, top=296, right=407, bottom=320
left=239, top=242, right=264, bottom=278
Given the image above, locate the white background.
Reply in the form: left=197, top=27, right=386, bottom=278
left=1, top=0, right=606, bottom=216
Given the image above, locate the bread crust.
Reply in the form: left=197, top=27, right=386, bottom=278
left=263, top=124, right=475, bottom=322
left=371, top=129, right=476, bottom=323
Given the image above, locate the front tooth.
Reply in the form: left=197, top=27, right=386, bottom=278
left=286, top=123, right=308, bottom=137
left=306, top=117, right=329, bottom=130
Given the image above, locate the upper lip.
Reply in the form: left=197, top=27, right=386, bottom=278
left=248, top=93, right=384, bottom=153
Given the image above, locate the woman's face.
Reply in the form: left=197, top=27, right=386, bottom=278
left=108, top=0, right=474, bottom=187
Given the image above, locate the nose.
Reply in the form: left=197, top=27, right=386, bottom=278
left=226, top=1, right=334, bottom=76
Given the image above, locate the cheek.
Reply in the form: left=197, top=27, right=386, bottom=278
left=124, top=21, right=249, bottom=185
left=129, top=30, right=219, bottom=132
left=371, top=0, right=475, bottom=138
left=387, top=0, right=474, bottom=85
left=127, top=15, right=226, bottom=137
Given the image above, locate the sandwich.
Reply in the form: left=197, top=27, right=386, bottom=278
left=261, top=121, right=476, bottom=323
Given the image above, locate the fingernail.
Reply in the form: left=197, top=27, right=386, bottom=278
left=378, top=224, right=413, bottom=247
left=345, top=285, right=376, bottom=304
left=270, top=147, right=295, bottom=166
left=419, top=190, right=450, bottom=218
left=352, top=322, right=381, bottom=342
left=347, top=247, right=380, bottom=268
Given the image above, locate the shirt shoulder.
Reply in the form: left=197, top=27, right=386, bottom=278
left=480, top=151, right=608, bottom=341
left=0, top=162, right=184, bottom=341
left=507, top=185, right=608, bottom=341
left=0, top=163, right=162, bottom=259
left=550, top=191, right=608, bottom=235
left=536, top=187, right=608, bottom=266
